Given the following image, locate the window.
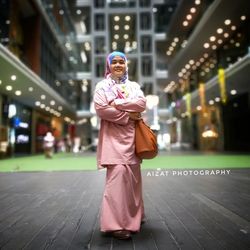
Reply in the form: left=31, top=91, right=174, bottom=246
left=142, top=56, right=152, bottom=76
left=109, top=0, right=136, bottom=8
left=94, top=0, right=105, bottom=8
left=140, top=13, right=151, bottom=30
left=95, top=37, right=105, bottom=54
left=95, top=14, right=105, bottom=31
left=139, top=0, right=151, bottom=7
left=95, top=58, right=105, bottom=77
left=141, top=35, right=152, bottom=52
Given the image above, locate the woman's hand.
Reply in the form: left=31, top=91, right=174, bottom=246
left=128, top=112, right=142, bottom=120
left=109, top=101, right=115, bottom=107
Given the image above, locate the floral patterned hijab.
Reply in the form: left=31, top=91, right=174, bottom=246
left=94, top=51, right=140, bottom=103
left=104, top=51, right=128, bottom=83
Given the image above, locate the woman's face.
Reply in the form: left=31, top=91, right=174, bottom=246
left=110, top=56, right=126, bottom=78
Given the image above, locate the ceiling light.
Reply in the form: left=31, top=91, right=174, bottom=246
left=125, top=16, right=131, bottom=21
left=196, top=106, right=202, bottom=111
left=114, top=16, right=120, bottom=21
left=124, top=25, right=130, bottom=30
left=186, top=14, right=192, bottom=20
left=11, top=75, right=16, bottom=81
left=189, top=59, right=195, bottom=65
left=166, top=51, right=172, bottom=56
left=190, top=7, right=196, bottom=13
left=224, top=33, right=229, bottom=38
left=76, top=9, right=82, bottom=15
left=0, top=80, right=2, bottom=84
left=212, top=45, right=217, bottom=50
left=218, top=39, right=223, bottom=44
left=210, top=36, right=216, bottom=42
left=171, top=102, right=176, bottom=108
left=123, top=34, right=129, bottom=39
left=168, top=7, right=173, bottom=12
left=195, top=0, right=201, bottom=4
left=203, top=53, right=209, bottom=58
left=50, top=100, right=55, bottom=105
left=152, top=8, right=157, bottom=13
left=58, top=106, right=63, bottom=111
left=55, top=80, right=61, bottom=86
left=230, top=89, right=237, bottom=95
left=224, top=19, right=231, bottom=25
left=65, top=42, right=72, bottom=50
left=217, top=28, right=223, bottom=34
left=203, top=43, right=210, bottom=48
left=15, top=90, right=22, bottom=96
left=41, top=95, right=46, bottom=100
left=183, top=21, right=188, bottom=26
left=174, top=37, right=179, bottom=42
left=114, top=25, right=119, bottom=30
left=40, top=104, right=45, bottom=109
left=114, top=34, right=119, bottom=39
left=68, top=79, right=74, bottom=86
left=28, top=87, right=33, bottom=91
left=240, top=15, right=246, bottom=21
left=35, top=101, right=41, bottom=106
left=231, top=25, right=236, bottom=30
left=59, top=9, right=64, bottom=15
left=215, top=97, right=220, bottom=102
left=209, top=100, right=214, bottom=105
left=6, top=85, right=12, bottom=91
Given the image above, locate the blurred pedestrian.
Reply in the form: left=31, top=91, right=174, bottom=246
left=94, top=51, right=146, bottom=239
left=64, top=133, right=72, bottom=152
left=43, top=131, right=55, bottom=158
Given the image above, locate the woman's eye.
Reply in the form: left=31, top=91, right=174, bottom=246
left=111, top=60, right=124, bottom=64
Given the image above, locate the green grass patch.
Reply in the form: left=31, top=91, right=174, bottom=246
left=0, top=153, right=97, bottom=172
left=142, top=154, right=250, bottom=169
left=0, top=153, right=249, bottom=172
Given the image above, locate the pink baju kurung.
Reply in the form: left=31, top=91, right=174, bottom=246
left=94, top=78, right=146, bottom=232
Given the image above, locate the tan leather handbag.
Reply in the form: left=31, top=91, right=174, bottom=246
left=135, top=119, right=158, bottom=159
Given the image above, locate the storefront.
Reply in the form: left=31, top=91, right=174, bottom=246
left=1, top=99, right=32, bottom=156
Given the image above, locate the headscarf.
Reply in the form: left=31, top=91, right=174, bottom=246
left=104, top=51, right=128, bottom=83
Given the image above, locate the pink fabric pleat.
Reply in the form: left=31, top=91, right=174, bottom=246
left=100, top=164, right=144, bottom=232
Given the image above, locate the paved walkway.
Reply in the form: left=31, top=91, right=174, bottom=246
left=0, top=169, right=249, bottom=249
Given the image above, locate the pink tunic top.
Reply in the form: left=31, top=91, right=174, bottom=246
left=94, top=78, right=146, bottom=169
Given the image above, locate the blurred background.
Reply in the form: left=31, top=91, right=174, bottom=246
left=0, top=0, right=249, bottom=158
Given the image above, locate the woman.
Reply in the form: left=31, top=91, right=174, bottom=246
left=94, top=51, right=146, bottom=239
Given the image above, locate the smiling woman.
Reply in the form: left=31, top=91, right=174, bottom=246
left=94, top=51, right=146, bottom=239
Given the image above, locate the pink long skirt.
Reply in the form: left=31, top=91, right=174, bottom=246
left=100, top=164, right=144, bottom=232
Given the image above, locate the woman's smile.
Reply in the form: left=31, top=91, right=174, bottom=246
left=110, top=56, right=126, bottom=78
